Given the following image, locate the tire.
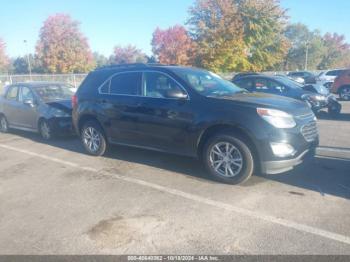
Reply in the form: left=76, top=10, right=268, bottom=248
left=202, top=132, right=254, bottom=185
left=328, top=104, right=341, bottom=118
left=0, top=115, right=9, bottom=133
left=339, top=86, right=350, bottom=101
left=39, top=119, right=53, bottom=140
left=81, top=120, right=107, bottom=156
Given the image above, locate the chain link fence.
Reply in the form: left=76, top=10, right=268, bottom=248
left=0, top=74, right=88, bottom=93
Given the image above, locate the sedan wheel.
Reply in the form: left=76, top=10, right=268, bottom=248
left=40, top=120, right=52, bottom=140
left=0, top=115, right=9, bottom=133
left=340, top=87, right=350, bottom=101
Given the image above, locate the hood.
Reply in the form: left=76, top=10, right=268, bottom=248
left=46, top=99, right=72, bottom=113
left=303, top=84, right=329, bottom=96
left=214, top=92, right=311, bottom=116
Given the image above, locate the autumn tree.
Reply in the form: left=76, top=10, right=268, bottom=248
left=238, top=0, right=289, bottom=71
left=111, top=45, right=147, bottom=64
left=151, top=25, right=196, bottom=65
left=0, top=38, right=9, bottom=73
left=318, top=33, right=350, bottom=69
left=187, top=0, right=249, bottom=72
left=36, top=14, right=94, bottom=73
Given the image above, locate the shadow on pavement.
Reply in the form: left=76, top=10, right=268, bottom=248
left=317, top=111, right=350, bottom=122
left=5, top=129, right=350, bottom=200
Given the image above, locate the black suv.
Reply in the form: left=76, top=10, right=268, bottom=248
left=72, top=64, right=319, bottom=184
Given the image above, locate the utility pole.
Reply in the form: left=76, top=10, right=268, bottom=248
left=304, top=41, right=309, bottom=71
left=23, top=40, right=32, bottom=80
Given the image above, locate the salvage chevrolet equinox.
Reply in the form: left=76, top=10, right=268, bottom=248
left=72, top=64, right=319, bottom=184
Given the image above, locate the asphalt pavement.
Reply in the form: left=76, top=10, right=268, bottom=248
left=0, top=102, right=349, bottom=255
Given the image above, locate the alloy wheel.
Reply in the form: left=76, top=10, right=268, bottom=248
left=40, top=121, right=51, bottom=140
left=0, top=116, right=8, bottom=132
left=209, top=142, right=243, bottom=178
left=83, top=127, right=102, bottom=153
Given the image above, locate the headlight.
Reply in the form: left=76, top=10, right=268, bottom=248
left=257, top=108, right=296, bottom=129
left=302, top=94, right=326, bottom=102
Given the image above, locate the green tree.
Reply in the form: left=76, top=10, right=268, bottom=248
left=187, top=0, right=249, bottom=72
left=238, top=0, right=289, bottom=71
left=93, top=52, right=109, bottom=68
left=12, top=54, right=44, bottom=74
left=284, top=23, right=325, bottom=70
left=36, top=14, right=95, bottom=73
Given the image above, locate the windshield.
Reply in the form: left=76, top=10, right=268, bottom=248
left=34, top=84, right=74, bottom=102
left=275, top=76, right=303, bottom=89
left=171, top=68, right=246, bottom=97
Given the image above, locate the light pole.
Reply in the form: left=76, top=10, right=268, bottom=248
left=304, top=41, right=309, bottom=71
left=23, top=40, right=32, bottom=80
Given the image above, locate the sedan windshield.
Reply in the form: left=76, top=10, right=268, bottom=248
left=171, top=68, right=246, bottom=97
left=34, top=84, right=74, bottom=102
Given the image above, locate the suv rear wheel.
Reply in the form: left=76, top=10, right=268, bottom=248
left=203, top=132, right=254, bottom=184
left=81, top=120, right=107, bottom=156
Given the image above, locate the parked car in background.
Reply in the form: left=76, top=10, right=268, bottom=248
left=332, top=69, right=350, bottom=101
left=287, top=71, right=317, bottom=84
left=317, top=69, right=345, bottom=89
left=232, top=72, right=259, bottom=81
left=73, top=64, right=318, bottom=185
left=233, top=74, right=341, bottom=117
left=0, top=82, right=74, bottom=139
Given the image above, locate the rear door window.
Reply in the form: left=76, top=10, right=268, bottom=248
left=255, top=78, right=285, bottom=93
left=19, top=86, right=34, bottom=102
left=109, top=72, right=142, bottom=95
left=234, top=79, right=254, bottom=91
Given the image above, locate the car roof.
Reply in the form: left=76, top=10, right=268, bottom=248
left=234, top=74, right=273, bottom=81
left=94, top=63, right=202, bottom=73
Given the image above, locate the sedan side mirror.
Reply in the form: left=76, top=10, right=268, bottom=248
left=165, top=89, right=188, bottom=99
left=23, top=99, right=36, bottom=107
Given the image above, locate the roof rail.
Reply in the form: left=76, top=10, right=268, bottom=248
left=95, top=63, right=167, bottom=71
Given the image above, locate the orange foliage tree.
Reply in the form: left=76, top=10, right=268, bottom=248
left=151, top=25, right=196, bottom=65
left=36, top=14, right=94, bottom=73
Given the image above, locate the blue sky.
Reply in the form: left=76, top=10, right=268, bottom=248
left=1, top=0, right=349, bottom=58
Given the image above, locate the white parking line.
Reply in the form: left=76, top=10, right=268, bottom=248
left=1, top=143, right=350, bottom=246
left=318, top=147, right=350, bottom=153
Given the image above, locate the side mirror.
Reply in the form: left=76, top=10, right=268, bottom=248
left=23, top=99, right=35, bottom=107
left=165, top=89, right=188, bottom=99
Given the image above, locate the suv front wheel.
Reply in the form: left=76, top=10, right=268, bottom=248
left=81, top=121, right=107, bottom=156
left=203, top=132, right=254, bottom=184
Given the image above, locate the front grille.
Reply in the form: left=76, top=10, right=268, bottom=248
left=296, top=113, right=316, bottom=122
left=301, top=121, right=318, bottom=142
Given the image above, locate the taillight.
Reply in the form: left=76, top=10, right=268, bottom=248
left=72, top=95, right=78, bottom=108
